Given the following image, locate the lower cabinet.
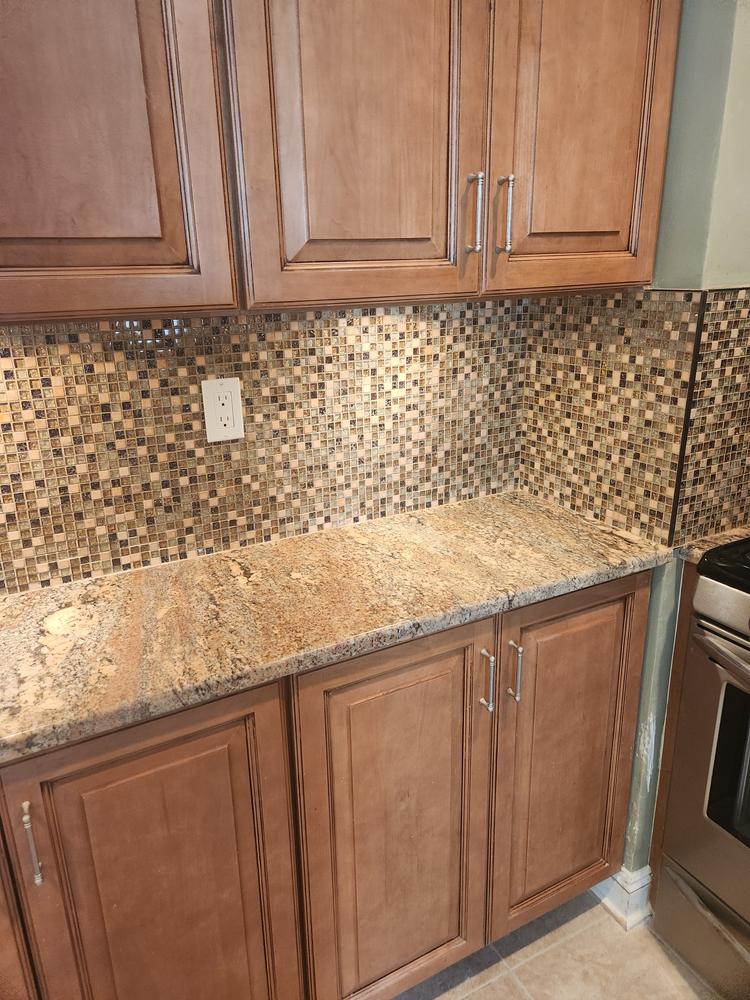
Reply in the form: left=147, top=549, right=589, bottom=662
left=490, top=573, right=651, bottom=938
left=0, top=840, right=36, bottom=999
left=292, top=620, right=497, bottom=1000
left=1, top=685, right=303, bottom=1000
left=0, top=574, right=651, bottom=1000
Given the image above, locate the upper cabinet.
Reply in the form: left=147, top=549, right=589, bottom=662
left=0, top=0, right=681, bottom=318
left=0, top=0, right=236, bottom=321
left=229, top=0, right=490, bottom=305
left=485, top=0, right=681, bottom=292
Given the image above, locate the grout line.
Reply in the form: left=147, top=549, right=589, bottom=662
left=667, top=289, right=708, bottom=546
left=455, top=964, right=509, bottom=1000
left=504, top=907, right=607, bottom=971
left=509, top=969, right=535, bottom=1000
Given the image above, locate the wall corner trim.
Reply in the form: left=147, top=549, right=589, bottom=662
left=592, top=865, right=653, bottom=931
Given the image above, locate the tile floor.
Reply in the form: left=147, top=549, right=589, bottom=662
left=398, top=892, right=717, bottom=1000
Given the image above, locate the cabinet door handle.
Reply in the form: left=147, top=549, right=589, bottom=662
left=465, top=172, right=485, bottom=253
left=479, top=648, right=496, bottom=713
left=495, top=174, right=515, bottom=254
left=21, top=801, right=43, bottom=887
left=507, top=640, right=523, bottom=702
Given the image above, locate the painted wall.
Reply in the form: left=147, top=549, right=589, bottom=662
left=703, top=1, right=750, bottom=287
left=653, top=0, right=743, bottom=289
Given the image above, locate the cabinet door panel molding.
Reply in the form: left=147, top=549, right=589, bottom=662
left=491, top=573, right=651, bottom=938
left=1, top=686, right=303, bottom=1000
left=0, top=0, right=236, bottom=320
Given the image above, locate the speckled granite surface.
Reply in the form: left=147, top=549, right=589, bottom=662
left=0, top=492, right=671, bottom=764
left=681, top=525, right=750, bottom=564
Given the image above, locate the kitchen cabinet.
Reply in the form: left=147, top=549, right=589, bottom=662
left=230, top=0, right=679, bottom=306
left=490, top=573, right=650, bottom=939
left=0, top=840, right=36, bottom=1000
left=2, top=0, right=681, bottom=320
left=0, top=685, right=303, bottom=1000
left=485, top=0, right=681, bottom=292
left=228, top=0, right=490, bottom=306
left=0, top=0, right=236, bottom=321
left=292, top=620, right=496, bottom=1000
left=0, top=573, right=652, bottom=1000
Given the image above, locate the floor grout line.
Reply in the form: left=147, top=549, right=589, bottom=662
left=502, top=907, right=607, bottom=971
left=509, top=968, right=534, bottom=1000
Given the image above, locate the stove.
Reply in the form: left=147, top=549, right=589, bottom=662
left=652, top=536, right=750, bottom=998
left=694, top=537, right=750, bottom=640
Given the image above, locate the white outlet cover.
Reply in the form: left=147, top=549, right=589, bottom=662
left=201, top=377, right=245, bottom=443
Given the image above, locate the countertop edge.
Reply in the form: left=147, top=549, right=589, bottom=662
left=0, top=546, right=671, bottom=766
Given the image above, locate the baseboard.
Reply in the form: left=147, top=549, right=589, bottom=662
left=592, top=865, right=653, bottom=930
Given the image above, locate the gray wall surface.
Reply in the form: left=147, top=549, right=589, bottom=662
left=653, top=0, right=737, bottom=288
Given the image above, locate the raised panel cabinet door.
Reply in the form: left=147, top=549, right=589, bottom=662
left=0, top=0, right=236, bottom=320
left=485, top=0, right=680, bottom=292
left=1, top=684, right=303, bottom=1000
left=0, top=840, right=37, bottom=999
left=227, top=0, right=489, bottom=306
left=294, top=621, right=496, bottom=1000
left=491, top=574, right=650, bottom=939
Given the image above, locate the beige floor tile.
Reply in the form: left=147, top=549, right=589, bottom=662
left=464, top=975, right=529, bottom=1000
left=494, top=891, right=606, bottom=969
left=397, top=945, right=509, bottom=1000
left=513, top=915, right=717, bottom=1000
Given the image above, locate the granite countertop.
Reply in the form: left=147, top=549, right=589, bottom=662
left=681, top=525, right=750, bottom=564
left=0, top=491, right=671, bottom=764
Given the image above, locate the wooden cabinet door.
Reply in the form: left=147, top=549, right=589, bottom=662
left=1, top=685, right=302, bottom=1000
left=0, top=839, right=37, bottom=1000
left=485, top=0, right=680, bottom=293
left=491, top=574, right=650, bottom=939
left=294, top=621, right=496, bottom=1000
left=0, top=0, right=235, bottom=320
left=229, top=0, right=489, bottom=306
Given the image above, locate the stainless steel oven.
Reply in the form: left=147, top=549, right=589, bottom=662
left=653, top=556, right=750, bottom=999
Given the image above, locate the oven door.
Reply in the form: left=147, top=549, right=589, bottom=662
left=663, top=621, right=750, bottom=923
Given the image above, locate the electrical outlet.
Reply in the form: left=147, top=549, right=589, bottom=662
left=201, top=377, right=245, bottom=443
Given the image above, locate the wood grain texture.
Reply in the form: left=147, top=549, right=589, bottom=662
left=293, top=620, right=495, bottom=1000
left=0, top=0, right=236, bottom=320
left=486, top=0, right=681, bottom=292
left=0, top=684, right=302, bottom=1000
left=0, top=0, right=160, bottom=240
left=0, top=840, right=36, bottom=1000
left=229, top=0, right=489, bottom=304
left=491, top=574, right=651, bottom=938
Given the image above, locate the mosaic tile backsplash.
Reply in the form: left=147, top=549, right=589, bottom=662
left=521, top=290, right=702, bottom=542
left=673, top=288, right=750, bottom=545
left=1, top=302, right=525, bottom=594
left=2, top=287, right=747, bottom=596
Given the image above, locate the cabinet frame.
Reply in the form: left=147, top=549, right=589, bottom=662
left=224, top=0, right=491, bottom=307
left=484, top=0, right=681, bottom=293
left=290, top=620, right=496, bottom=1000
left=0, top=0, right=237, bottom=322
left=0, top=683, right=304, bottom=1000
left=490, top=572, right=651, bottom=939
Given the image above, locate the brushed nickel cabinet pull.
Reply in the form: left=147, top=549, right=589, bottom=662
left=479, top=647, right=496, bottom=713
left=496, top=174, right=515, bottom=254
left=21, top=801, right=43, bottom=886
left=507, top=639, right=523, bottom=702
left=465, top=172, right=485, bottom=253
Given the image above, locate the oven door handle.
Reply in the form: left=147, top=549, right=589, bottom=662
left=664, top=866, right=750, bottom=966
left=695, top=630, right=750, bottom=692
